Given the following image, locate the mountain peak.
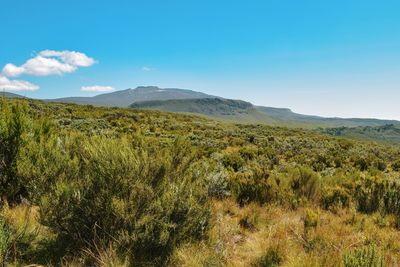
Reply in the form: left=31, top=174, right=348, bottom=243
left=49, top=86, right=216, bottom=107
left=134, top=86, right=162, bottom=91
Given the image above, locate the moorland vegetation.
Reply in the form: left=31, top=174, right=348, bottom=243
left=1, top=98, right=400, bottom=266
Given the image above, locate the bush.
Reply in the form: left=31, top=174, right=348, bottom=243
left=229, top=162, right=275, bottom=205
left=0, top=100, right=30, bottom=203
left=354, top=158, right=370, bottom=171
left=206, top=161, right=230, bottom=199
left=322, top=186, right=351, bottom=210
left=252, top=246, right=283, bottom=267
left=290, top=167, right=321, bottom=203
left=374, top=161, right=387, bottom=172
left=0, top=216, right=13, bottom=264
left=392, top=160, right=400, bottom=171
left=38, top=137, right=210, bottom=265
left=303, top=208, right=319, bottom=231
left=222, top=148, right=245, bottom=172
left=343, top=245, right=384, bottom=267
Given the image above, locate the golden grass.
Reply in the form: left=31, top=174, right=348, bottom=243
left=5, top=200, right=400, bottom=266
left=172, top=199, right=400, bottom=267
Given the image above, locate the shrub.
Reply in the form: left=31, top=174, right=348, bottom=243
left=0, top=216, right=13, bottom=264
left=38, top=137, right=210, bottom=265
left=206, top=162, right=230, bottom=199
left=355, top=175, right=384, bottom=213
left=290, top=167, right=321, bottom=203
left=0, top=100, right=30, bottom=203
left=303, top=208, right=319, bottom=231
left=252, top=246, right=283, bottom=267
left=392, top=160, right=400, bottom=172
left=374, top=161, right=387, bottom=172
left=343, top=245, right=384, bottom=267
left=322, top=186, right=351, bottom=210
left=229, top=162, right=275, bottom=205
left=222, top=148, right=245, bottom=171
left=354, top=158, right=370, bottom=171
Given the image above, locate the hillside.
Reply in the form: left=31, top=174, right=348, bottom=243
left=2, top=98, right=400, bottom=266
left=48, top=86, right=216, bottom=107
left=130, top=96, right=400, bottom=131
left=45, top=87, right=400, bottom=130
left=321, top=124, right=400, bottom=143
left=256, top=106, right=400, bottom=128
left=0, top=92, right=27, bottom=99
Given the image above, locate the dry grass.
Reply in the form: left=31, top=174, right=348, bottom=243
left=172, top=199, right=400, bottom=267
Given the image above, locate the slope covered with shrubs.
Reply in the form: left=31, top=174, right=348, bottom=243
left=1, top=98, right=400, bottom=266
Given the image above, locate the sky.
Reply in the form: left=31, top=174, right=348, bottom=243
left=1, top=0, right=400, bottom=120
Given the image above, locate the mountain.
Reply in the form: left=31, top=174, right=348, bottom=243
left=131, top=98, right=253, bottom=116
left=46, top=86, right=400, bottom=130
left=256, top=106, right=400, bottom=128
left=130, top=97, right=400, bottom=129
left=1, top=92, right=27, bottom=99
left=48, top=86, right=216, bottom=107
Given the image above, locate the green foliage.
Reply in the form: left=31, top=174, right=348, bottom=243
left=0, top=99, right=30, bottom=203
left=252, top=246, right=283, bottom=267
left=206, top=157, right=230, bottom=199
left=392, top=160, right=400, bottom=171
left=290, top=167, right=321, bottom=203
left=38, top=137, right=210, bottom=265
left=304, top=208, right=319, bottom=230
left=322, top=186, right=351, bottom=210
left=2, top=99, right=400, bottom=265
left=343, top=245, right=384, bottom=267
left=229, top=162, right=273, bottom=206
left=0, top=216, right=13, bottom=264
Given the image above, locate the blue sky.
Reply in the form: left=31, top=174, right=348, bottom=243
left=1, top=0, right=400, bottom=119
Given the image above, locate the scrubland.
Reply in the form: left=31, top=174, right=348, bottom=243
left=1, top=99, right=400, bottom=266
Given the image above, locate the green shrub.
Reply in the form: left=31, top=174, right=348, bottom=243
left=392, top=160, right=400, bottom=171
left=374, top=161, right=387, bottom=172
left=222, top=148, right=245, bottom=172
left=0, top=100, right=30, bottom=203
left=322, top=186, right=351, bottom=210
left=355, top=175, right=384, bottom=213
left=343, top=245, right=384, bottom=267
left=229, top=162, right=275, bottom=205
left=303, top=208, right=319, bottom=231
left=354, top=158, right=370, bottom=171
left=38, top=137, right=210, bottom=265
left=252, top=246, right=283, bottom=267
left=0, top=216, right=13, bottom=264
left=206, top=160, right=230, bottom=199
left=290, top=167, right=320, bottom=203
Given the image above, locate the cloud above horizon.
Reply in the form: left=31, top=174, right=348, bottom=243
left=2, top=50, right=95, bottom=77
left=81, top=85, right=115, bottom=92
left=0, top=75, right=39, bottom=91
left=0, top=50, right=95, bottom=91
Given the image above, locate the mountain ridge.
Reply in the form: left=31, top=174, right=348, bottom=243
left=46, top=86, right=217, bottom=107
left=3, top=86, right=399, bottom=129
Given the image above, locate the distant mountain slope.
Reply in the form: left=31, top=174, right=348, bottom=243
left=320, top=124, right=400, bottom=143
left=46, top=86, right=400, bottom=130
left=130, top=98, right=400, bottom=128
left=130, top=98, right=282, bottom=124
left=131, top=98, right=252, bottom=115
left=48, top=86, right=216, bottom=107
left=1, top=92, right=27, bottom=99
left=256, top=106, right=400, bottom=128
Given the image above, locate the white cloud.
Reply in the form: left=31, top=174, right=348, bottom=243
left=141, top=66, right=154, bottom=71
left=39, top=50, right=95, bottom=67
left=0, top=75, right=39, bottom=91
left=81, top=85, right=115, bottom=92
left=2, top=50, right=95, bottom=77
